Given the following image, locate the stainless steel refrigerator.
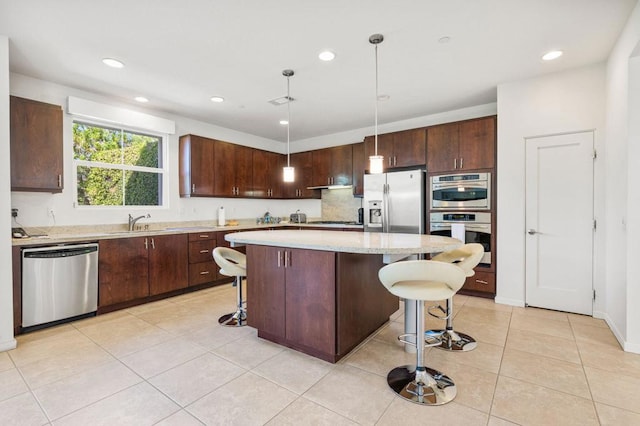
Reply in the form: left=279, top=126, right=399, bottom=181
left=363, top=169, right=425, bottom=234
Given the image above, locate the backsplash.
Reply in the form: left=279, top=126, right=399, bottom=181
left=320, top=188, right=362, bottom=222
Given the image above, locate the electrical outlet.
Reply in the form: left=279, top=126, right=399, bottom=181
left=11, top=208, right=18, bottom=218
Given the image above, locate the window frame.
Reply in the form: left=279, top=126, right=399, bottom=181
left=71, top=118, right=170, bottom=209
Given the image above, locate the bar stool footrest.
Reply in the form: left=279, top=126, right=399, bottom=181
left=425, top=329, right=477, bottom=352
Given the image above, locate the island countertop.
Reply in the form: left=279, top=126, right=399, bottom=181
left=226, top=229, right=461, bottom=255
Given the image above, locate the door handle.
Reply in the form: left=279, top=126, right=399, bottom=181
left=527, top=229, right=538, bottom=235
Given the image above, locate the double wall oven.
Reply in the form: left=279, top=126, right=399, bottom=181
left=429, top=172, right=493, bottom=269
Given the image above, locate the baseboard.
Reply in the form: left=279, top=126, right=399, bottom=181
left=603, top=313, right=630, bottom=351
left=494, top=296, right=525, bottom=307
left=0, top=338, right=17, bottom=352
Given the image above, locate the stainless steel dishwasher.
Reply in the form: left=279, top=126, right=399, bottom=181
left=22, top=243, right=99, bottom=328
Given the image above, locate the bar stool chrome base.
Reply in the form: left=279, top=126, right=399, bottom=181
left=387, top=365, right=457, bottom=405
left=218, top=309, right=246, bottom=327
left=427, top=329, right=477, bottom=352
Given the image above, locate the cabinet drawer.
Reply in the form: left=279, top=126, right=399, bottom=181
left=189, top=261, right=219, bottom=285
left=188, top=231, right=217, bottom=242
left=463, top=270, right=495, bottom=294
left=189, top=240, right=215, bottom=263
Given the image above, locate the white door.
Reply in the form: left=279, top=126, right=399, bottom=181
left=525, top=131, right=594, bottom=315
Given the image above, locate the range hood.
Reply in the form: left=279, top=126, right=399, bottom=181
left=306, top=184, right=353, bottom=190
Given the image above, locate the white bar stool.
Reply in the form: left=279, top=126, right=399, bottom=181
left=212, top=247, right=247, bottom=327
left=427, top=243, right=484, bottom=352
left=378, top=260, right=466, bottom=405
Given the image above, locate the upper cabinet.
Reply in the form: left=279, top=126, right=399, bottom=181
left=352, top=142, right=365, bottom=197
left=213, top=141, right=253, bottom=197
left=311, top=145, right=353, bottom=187
left=426, top=116, right=496, bottom=174
left=179, top=134, right=215, bottom=197
left=364, top=128, right=426, bottom=170
left=283, top=151, right=320, bottom=199
left=10, top=96, right=64, bottom=192
left=253, top=149, right=283, bottom=198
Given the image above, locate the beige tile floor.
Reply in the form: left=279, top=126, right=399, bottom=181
left=2, top=284, right=640, bottom=425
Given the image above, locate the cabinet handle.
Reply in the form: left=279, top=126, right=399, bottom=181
left=192, top=184, right=196, bottom=193
left=277, top=250, right=281, bottom=268
left=284, top=251, right=290, bottom=268
left=57, top=174, right=62, bottom=188
left=200, top=271, right=210, bottom=275
left=388, top=157, right=392, bottom=166
left=144, top=238, right=148, bottom=250
left=460, top=157, right=463, bottom=169
left=151, top=238, right=155, bottom=249
left=199, top=234, right=209, bottom=238
left=454, top=158, right=457, bottom=169
left=395, top=156, right=398, bottom=166
left=199, top=249, right=209, bottom=253
left=475, top=279, right=488, bottom=285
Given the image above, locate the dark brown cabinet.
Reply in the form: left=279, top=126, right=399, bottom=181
left=179, top=134, right=215, bottom=197
left=253, top=150, right=283, bottom=198
left=352, top=142, right=365, bottom=197
left=462, top=269, right=496, bottom=295
left=188, top=231, right=220, bottom=286
left=247, top=245, right=335, bottom=356
left=98, top=234, right=188, bottom=308
left=311, top=145, right=353, bottom=187
left=213, top=141, right=253, bottom=197
left=10, top=96, right=63, bottom=192
left=427, top=116, right=495, bottom=173
left=364, top=128, right=426, bottom=170
left=283, top=151, right=319, bottom=199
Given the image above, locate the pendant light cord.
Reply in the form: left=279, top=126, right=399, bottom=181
left=374, top=42, right=379, bottom=156
left=287, top=75, right=291, bottom=167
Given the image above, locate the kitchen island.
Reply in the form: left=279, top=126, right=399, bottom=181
left=227, top=229, right=461, bottom=363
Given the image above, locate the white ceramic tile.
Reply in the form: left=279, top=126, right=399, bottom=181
left=252, top=349, right=335, bottom=394
left=0, top=392, right=49, bottom=426
left=120, top=338, right=206, bottom=379
left=0, top=368, right=29, bottom=402
left=266, top=397, right=357, bottom=425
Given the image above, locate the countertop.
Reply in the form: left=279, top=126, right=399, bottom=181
left=10, top=222, right=364, bottom=247
left=226, top=229, right=462, bottom=255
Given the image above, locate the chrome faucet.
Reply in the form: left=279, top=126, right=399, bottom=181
left=128, top=213, right=150, bottom=231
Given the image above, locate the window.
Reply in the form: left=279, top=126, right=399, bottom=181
left=73, top=121, right=165, bottom=206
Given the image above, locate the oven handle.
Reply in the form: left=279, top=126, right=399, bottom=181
left=432, top=182, right=488, bottom=190
left=430, top=223, right=490, bottom=231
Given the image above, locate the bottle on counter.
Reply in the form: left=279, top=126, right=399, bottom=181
left=218, top=206, right=226, bottom=226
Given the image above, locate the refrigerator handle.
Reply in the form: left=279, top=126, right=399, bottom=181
left=383, top=183, right=390, bottom=233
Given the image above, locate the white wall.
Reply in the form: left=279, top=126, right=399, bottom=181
left=0, top=36, right=17, bottom=351
left=607, top=0, right=640, bottom=352
left=496, top=64, right=606, bottom=311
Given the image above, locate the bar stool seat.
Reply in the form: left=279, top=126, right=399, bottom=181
left=378, top=260, right=466, bottom=405
left=213, top=247, right=247, bottom=327
left=427, top=243, right=484, bottom=352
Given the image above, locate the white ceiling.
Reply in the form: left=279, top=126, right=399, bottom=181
left=0, top=0, right=636, bottom=142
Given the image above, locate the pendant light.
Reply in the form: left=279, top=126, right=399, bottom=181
left=282, top=69, right=295, bottom=182
left=369, top=33, right=384, bottom=174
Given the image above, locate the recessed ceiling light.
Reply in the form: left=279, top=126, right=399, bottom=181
left=280, top=120, right=289, bottom=125
left=102, top=58, right=124, bottom=68
left=210, top=96, right=224, bottom=103
left=377, top=94, right=390, bottom=101
left=318, top=50, right=336, bottom=61
left=542, top=50, right=563, bottom=61
left=438, top=36, right=451, bottom=44
left=134, top=96, right=149, bottom=103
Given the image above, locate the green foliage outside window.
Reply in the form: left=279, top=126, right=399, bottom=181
left=73, top=122, right=163, bottom=206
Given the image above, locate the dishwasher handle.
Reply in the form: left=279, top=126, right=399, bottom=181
left=23, top=244, right=98, bottom=259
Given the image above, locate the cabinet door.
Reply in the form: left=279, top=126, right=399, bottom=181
left=253, top=150, right=282, bottom=198
left=246, top=245, right=286, bottom=337
left=364, top=133, right=394, bottom=169
left=234, top=144, right=254, bottom=197
left=285, top=249, right=336, bottom=354
left=149, top=234, right=188, bottom=296
left=458, top=117, right=495, bottom=170
left=352, top=142, right=365, bottom=196
left=394, top=128, right=426, bottom=168
left=330, top=145, right=353, bottom=186
left=213, top=141, right=236, bottom=196
left=289, top=151, right=319, bottom=198
left=311, top=148, right=332, bottom=187
left=180, top=135, right=215, bottom=196
left=10, top=96, right=63, bottom=192
left=99, top=237, right=149, bottom=306
left=427, top=123, right=459, bottom=173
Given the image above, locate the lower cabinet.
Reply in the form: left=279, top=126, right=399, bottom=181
left=247, top=245, right=397, bottom=362
left=462, top=269, right=496, bottom=295
left=188, top=231, right=220, bottom=286
left=99, top=234, right=188, bottom=309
